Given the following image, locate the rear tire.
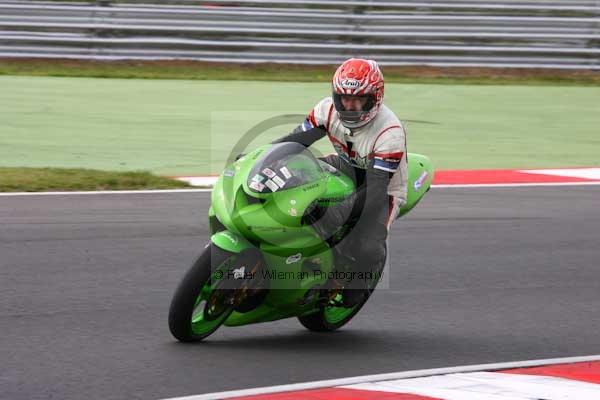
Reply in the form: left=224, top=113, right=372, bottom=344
left=298, top=292, right=370, bottom=332
left=168, top=244, right=235, bottom=342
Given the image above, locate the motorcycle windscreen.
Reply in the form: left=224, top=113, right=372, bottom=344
left=246, top=142, right=323, bottom=194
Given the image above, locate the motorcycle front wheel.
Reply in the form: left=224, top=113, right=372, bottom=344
left=168, top=244, right=236, bottom=342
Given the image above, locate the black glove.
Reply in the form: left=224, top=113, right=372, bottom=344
left=302, top=200, right=354, bottom=242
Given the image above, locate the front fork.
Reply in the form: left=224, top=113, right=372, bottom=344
left=210, top=230, right=268, bottom=313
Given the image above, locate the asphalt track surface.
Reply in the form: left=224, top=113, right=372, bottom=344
left=2, top=186, right=600, bottom=400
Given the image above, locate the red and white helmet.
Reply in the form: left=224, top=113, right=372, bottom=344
left=332, top=58, right=384, bottom=129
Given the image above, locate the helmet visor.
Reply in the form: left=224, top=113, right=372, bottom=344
left=332, top=92, right=376, bottom=124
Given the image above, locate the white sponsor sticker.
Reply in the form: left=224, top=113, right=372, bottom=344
left=262, top=168, right=276, bottom=178
left=252, top=174, right=265, bottom=183
left=289, top=207, right=297, bottom=216
left=265, top=179, right=279, bottom=192
left=272, top=175, right=286, bottom=187
left=233, top=266, right=246, bottom=279
left=286, top=253, right=302, bottom=264
left=341, top=79, right=360, bottom=89
left=249, top=181, right=265, bottom=191
left=414, top=171, right=429, bottom=191
left=280, top=167, right=292, bottom=179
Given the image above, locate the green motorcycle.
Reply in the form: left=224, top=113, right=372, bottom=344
left=168, top=142, right=433, bottom=342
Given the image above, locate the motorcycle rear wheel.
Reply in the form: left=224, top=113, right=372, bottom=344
left=297, top=292, right=369, bottom=332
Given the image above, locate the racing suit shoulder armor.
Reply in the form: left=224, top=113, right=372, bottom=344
left=309, top=97, right=335, bottom=131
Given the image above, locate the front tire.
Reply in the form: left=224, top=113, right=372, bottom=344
left=168, top=244, right=235, bottom=342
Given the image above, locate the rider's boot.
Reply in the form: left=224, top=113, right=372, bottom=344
left=341, top=287, right=369, bottom=307
left=339, top=254, right=385, bottom=308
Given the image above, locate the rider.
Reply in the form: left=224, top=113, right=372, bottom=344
left=273, top=58, right=408, bottom=307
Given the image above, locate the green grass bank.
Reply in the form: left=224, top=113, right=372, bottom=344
left=1, top=74, right=598, bottom=177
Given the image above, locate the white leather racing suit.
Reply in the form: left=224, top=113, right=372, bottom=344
left=275, top=96, right=408, bottom=230
left=271, top=96, right=409, bottom=297
left=306, top=97, right=408, bottom=224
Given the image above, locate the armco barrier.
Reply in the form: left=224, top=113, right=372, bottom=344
left=0, top=0, right=598, bottom=69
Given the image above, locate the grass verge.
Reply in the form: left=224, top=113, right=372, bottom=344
left=0, top=167, right=192, bottom=192
left=1, top=58, right=599, bottom=86
left=2, top=75, right=599, bottom=173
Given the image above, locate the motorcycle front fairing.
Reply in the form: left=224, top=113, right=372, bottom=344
left=209, top=144, right=340, bottom=322
left=212, top=143, right=330, bottom=251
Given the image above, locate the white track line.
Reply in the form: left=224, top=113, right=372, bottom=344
left=432, top=181, right=600, bottom=188
left=159, top=355, right=600, bottom=400
left=0, top=188, right=213, bottom=196
left=2, top=181, right=600, bottom=196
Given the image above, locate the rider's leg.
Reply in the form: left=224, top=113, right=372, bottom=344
left=317, top=154, right=397, bottom=306
left=335, top=195, right=396, bottom=306
left=336, top=221, right=388, bottom=306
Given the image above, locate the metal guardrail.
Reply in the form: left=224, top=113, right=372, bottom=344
left=0, top=0, right=598, bottom=69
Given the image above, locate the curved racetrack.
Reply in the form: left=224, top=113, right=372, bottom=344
left=2, top=187, right=600, bottom=400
